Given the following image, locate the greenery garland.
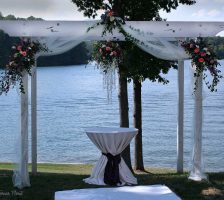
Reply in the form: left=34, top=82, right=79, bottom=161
left=88, top=10, right=222, bottom=92
left=0, top=38, right=47, bottom=95
left=87, top=10, right=143, bottom=46
left=89, top=10, right=144, bottom=70
left=181, top=38, right=222, bottom=92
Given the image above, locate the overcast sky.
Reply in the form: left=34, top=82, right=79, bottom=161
left=0, top=0, right=224, bottom=21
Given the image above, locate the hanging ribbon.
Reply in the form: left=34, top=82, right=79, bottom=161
left=102, top=153, right=121, bottom=185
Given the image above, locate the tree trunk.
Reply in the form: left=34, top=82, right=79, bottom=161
left=118, top=67, right=132, bottom=171
left=133, top=78, right=144, bottom=171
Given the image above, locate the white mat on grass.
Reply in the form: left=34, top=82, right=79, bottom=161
left=55, top=185, right=181, bottom=200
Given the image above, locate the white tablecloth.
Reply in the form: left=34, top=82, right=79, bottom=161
left=84, top=127, right=138, bottom=185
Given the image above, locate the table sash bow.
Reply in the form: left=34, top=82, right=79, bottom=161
left=102, top=153, right=121, bottom=185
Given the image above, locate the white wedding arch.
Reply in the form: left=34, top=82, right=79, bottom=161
left=0, top=20, right=224, bottom=189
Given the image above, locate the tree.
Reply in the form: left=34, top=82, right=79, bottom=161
left=4, top=14, right=16, bottom=20
left=0, top=12, right=3, bottom=20
left=71, top=0, right=196, bottom=171
left=205, top=37, right=224, bottom=59
left=38, top=42, right=89, bottom=66
left=123, top=43, right=177, bottom=170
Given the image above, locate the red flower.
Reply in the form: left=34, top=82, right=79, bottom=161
left=198, top=58, right=204, bottom=63
left=200, top=52, right=206, bottom=57
left=21, top=51, right=27, bottom=57
left=113, top=51, right=117, bottom=56
left=194, top=48, right=200, bottom=53
left=108, top=10, right=114, bottom=17
left=17, top=45, right=22, bottom=51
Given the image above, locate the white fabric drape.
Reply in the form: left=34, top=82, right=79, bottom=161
left=35, top=36, right=87, bottom=57
left=1, top=20, right=224, bottom=38
left=12, top=72, right=30, bottom=189
left=12, top=36, right=87, bottom=188
left=122, top=25, right=189, bottom=60
left=188, top=66, right=207, bottom=181
left=1, top=19, right=217, bottom=188
left=84, top=127, right=138, bottom=185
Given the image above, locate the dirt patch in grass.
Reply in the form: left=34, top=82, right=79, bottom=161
left=202, top=187, right=224, bottom=196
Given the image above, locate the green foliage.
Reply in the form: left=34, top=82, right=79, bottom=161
left=0, top=31, right=20, bottom=68
left=0, top=12, right=3, bottom=19
left=0, top=13, right=42, bottom=68
left=0, top=163, right=224, bottom=200
left=205, top=37, right=224, bottom=60
left=0, top=13, right=90, bottom=67
left=0, top=13, right=43, bottom=21
left=71, top=0, right=196, bottom=20
left=71, top=0, right=196, bottom=84
left=4, top=14, right=16, bottom=20
left=91, top=41, right=122, bottom=72
left=0, top=39, right=47, bottom=94
left=123, top=42, right=177, bottom=83
left=182, top=38, right=222, bottom=92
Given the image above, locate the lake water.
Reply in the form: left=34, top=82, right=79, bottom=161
left=0, top=61, right=224, bottom=172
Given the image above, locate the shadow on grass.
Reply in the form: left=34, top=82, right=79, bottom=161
left=0, top=170, right=224, bottom=200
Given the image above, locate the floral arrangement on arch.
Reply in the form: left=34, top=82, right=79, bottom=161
left=92, top=41, right=123, bottom=71
left=0, top=38, right=47, bottom=95
left=181, top=38, right=222, bottom=92
left=91, top=41, right=123, bottom=101
left=88, top=10, right=222, bottom=93
left=87, top=9, right=138, bottom=45
left=87, top=10, right=125, bottom=36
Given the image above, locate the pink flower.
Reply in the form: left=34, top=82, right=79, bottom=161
left=113, top=51, right=117, bottom=56
left=200, top=52, right=206, bottom=57
left=198, top=58, right=204, bottom=63
left=194, top=48, right=200, bottom=53
left=99, top=48, right=102, bottom=53
left=17, top=45, right=22, bottom=51
left=106, top=47, right=111, bottom=51
left=22, top=51, right=27, bottom=56
left=189, top=44, right=194, bottom=48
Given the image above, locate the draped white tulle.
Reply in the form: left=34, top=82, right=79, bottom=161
left=12, top=72, right=30, bottom=189
left=2, top=20, right=215, bottom=188
left=188, top=65, right=207, bottom=181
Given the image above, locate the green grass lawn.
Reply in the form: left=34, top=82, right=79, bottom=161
left=0, top=163, right=223, bottom=200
